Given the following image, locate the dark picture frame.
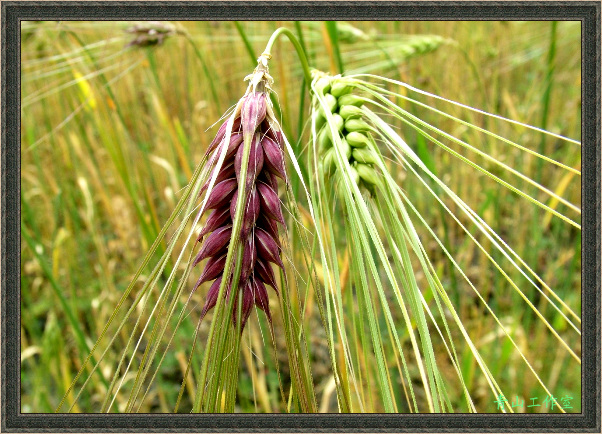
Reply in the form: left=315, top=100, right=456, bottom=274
left=2, top=2, right=600, bottom=432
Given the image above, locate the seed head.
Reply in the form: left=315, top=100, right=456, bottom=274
left=194, top=67, right=288, bottom=331
left=125, top=21, right=176, bottom=47
left=312, top=73, right=382, bottom=195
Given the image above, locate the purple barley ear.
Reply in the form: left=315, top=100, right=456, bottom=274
left=252, top=278, right=271, bottom=322
left=239, top=235, right=257, bottom=283
left=257, top=182, right=285, bottom=225
left=230, top=186, right=260, bottom=239
left=206, top=117, right=242, bottom=156
left=262, top=136, right=286, bottom=179
left=199, top=276, right=224, bottom=320
left=204, top=178, right=237, bottom=209
left=193, top=225, right=232, bottom=266
left=255, top=227, right=284, bottom=269
left=198, top=207, right=231, bottom=240
left=194, top=83, right=288, bottom=332
left=241, top=92, right=267, bottom=137
left=198, top=253, right=228, bottom=284
left=235, top=134, right=264, bottom=192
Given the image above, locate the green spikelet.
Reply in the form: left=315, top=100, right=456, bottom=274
left=345, top=118, right=371, bottom=133
left=356, top=163, right=380, bottom=188
left=324, top=93, right=338, bottom=113
left=346, top=131, right=370, bottom=148
left=330, top=81, right=353, bottom=98
left=352, top=147, right=378, bottom=165
left=314, top=76, right=331, bottom=94
left=338, top=94, right=364, bottom=107
left=337, top=137, right=352, bottom=160
left=339, top=105, right=363, bottom=120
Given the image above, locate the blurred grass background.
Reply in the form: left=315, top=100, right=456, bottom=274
left=21, top=20, right=581, bottom=413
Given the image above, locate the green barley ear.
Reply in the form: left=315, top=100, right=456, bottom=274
left=398, top=34, right=447, bottom=59
left=312, top=74, right=381, bottom=196
left=309, top=71, right=580, bottom=413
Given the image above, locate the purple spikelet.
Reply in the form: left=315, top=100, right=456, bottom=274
left=262, top=136, right=286, bottom=179
left=206, top=118, right=242, bottom=156
left=194, top=88, right=287, bottom=331
left=242, top=92, right=267, bottom=137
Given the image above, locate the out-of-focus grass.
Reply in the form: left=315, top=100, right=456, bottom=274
left=21, top=20, right=581, bottom=413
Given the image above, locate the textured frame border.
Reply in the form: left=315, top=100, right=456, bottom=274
left=2, top=2, right=600, bottom=432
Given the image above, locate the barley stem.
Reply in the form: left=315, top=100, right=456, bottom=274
left=263, top=27, right=312, bottom=85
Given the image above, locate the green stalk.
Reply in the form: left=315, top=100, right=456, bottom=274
left=224, top=326, right=242, bottom=412
left=204, top=242, right=244, bottom=412
left=294, top=21, right=309, bottom=142
left=536, top=20, right=558, bottom=205
left=324, top=22, right=345, bottom=73
left=263, top=27, right=312, bottom=85
left=235, top=25, right=295, bottom=148
left=264, top=26, right=313, bottom=161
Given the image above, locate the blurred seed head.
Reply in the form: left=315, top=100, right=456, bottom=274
left=125, top=21, right=176, bottom=47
